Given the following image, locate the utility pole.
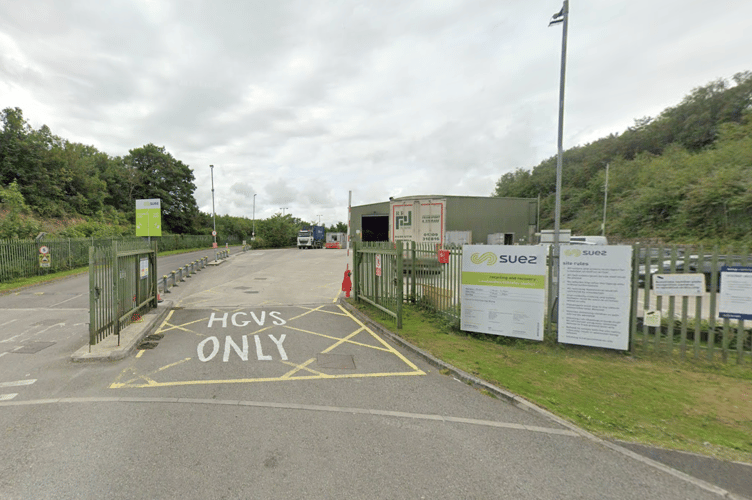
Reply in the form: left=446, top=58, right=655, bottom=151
left=602, top=163, right=609, bottom=236
left=280, top=208, right=288, bottom=216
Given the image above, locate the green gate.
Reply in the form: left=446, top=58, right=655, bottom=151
left=89, top=240, right=158, bottom=346
left=352, top=241, right=404, bottom=328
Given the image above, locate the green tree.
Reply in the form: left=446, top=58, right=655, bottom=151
left=0, top=181, right=41, bottom=239
left=257, top=214, right=300, bottom=248
left=126, top=144, right=200, bottom=234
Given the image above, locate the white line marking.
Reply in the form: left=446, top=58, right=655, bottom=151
left=1, top=319, right=18, bottom=326
left=0, top=379, right=37, bottom=388
left=0, top=393, right=18, bottom=401
left=49, top=294, right=84, bottom=308
left=0, top=308, right=87, bottom=311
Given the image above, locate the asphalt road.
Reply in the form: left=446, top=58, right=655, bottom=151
left=0, top=247, right=748, bottom=499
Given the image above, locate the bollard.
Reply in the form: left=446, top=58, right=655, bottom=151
left=162, top=275, right=171, bottom=294
left=171, top=270, right=178, bottom=286
left=184, top=264, right=191, bottom=277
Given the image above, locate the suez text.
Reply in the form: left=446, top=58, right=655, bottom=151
left=198, top=311, right=287, bottom=362
left=497, top=255, right=538, bottom=264
left=494, top=249, right=606, bottom=265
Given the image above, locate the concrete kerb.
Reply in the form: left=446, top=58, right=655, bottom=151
left=71, top=300, right=173, bottom=362
left=338, top=299, right=745, bottom=500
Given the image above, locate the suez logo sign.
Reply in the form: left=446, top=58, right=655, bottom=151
left=563, top=248, right=607, bottom=257
left=470, top=252, right=538, bottom=265
left=197, top=311, right=288, bottom=363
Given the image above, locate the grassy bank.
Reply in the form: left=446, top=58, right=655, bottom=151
left=351, top=301, right=752, bottom=464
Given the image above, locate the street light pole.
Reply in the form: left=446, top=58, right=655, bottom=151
left=210, top=165, right=216, bottom=247
left=549, top=1, right=569, bottom=318
left=253, top=194, right=256, bottom=239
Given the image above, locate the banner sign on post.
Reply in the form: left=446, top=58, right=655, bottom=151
left=135, top=199, right=162, bottom=237
left=558, top=245, right=633, bottom=350
left=375, top=254, right=382, bottom=277
left=461, top=245, right=546, bottom=341
left=718, top=266, right=752, bottom=320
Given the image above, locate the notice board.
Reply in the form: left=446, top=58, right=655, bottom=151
left=558, top=245, right=633, bottom=350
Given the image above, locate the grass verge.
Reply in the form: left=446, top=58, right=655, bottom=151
left=351, top=300, right=752, bottom=464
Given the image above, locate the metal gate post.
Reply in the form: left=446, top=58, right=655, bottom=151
left=352, top=241, right=360, bottom=301
left=397, top=240, right=403, bottom=329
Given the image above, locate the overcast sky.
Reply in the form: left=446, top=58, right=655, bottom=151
left=1, top=1, right=750, bottom=227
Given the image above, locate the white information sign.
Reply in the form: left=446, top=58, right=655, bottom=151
left=719, top=266, right=752, bottom=320
left=140, top=257, right=149, bottom=279
left=558, top=245, right=633, bottom=350
left=461, top=245, right=546, bottom=341
left=652, top=274, right=705, bottom=296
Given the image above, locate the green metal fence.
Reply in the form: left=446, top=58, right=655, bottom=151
left=89, top=240, right=158, bottom=346
left=406, top=242, right=463, bottom=323
left=631, top=244, right=751, bottom=364
left=353, top=242, right=752, bottom=365
left=0, top=235, right=223, bottom=283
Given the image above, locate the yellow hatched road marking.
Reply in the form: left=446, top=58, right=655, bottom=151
left=111, top=303, right=424, bottom=389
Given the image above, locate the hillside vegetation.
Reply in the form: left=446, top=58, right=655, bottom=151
left=494, top=71, right=752, bottom=245
left=0, top=108, right=345, bottom=246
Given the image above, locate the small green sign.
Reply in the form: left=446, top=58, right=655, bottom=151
left=136, top=199, right=162, bottom=237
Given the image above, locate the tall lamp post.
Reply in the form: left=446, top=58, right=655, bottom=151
left=549, top=1, right=569, bottom=318
left=252, top=194, right=256, bottom=240
left=210, top=165, right=216, bottom=248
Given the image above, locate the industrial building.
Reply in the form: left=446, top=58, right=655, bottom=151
left=350, top=195, right=539, bottom=246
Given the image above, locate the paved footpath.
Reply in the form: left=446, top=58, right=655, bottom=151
left=0, top=247, right=749, bottom=499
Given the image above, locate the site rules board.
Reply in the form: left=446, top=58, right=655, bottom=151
left=558, top=245, right=633, bottom=351
left=461, top=245, right=546, bottom=341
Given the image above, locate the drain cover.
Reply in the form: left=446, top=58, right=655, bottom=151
left=12, top=342, right=56, bottom=354
left=137, top=341, right=158, bottom=350
left=245, top=291, right=259, bottom=294
left=144, top=334, right=164, bottom=341
left=235, top=286, right=252, bottom=290
left=316, top=353, right=356, bottom=370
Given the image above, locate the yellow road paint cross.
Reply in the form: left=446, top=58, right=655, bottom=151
left=110, top=304, right=424, bottom=389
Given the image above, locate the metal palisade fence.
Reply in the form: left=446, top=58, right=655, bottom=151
left=353, top=242, right=752, bottom=366
left=0, top=235, right=217, bottom=283
left=89, top=239, right=158, bottom=346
